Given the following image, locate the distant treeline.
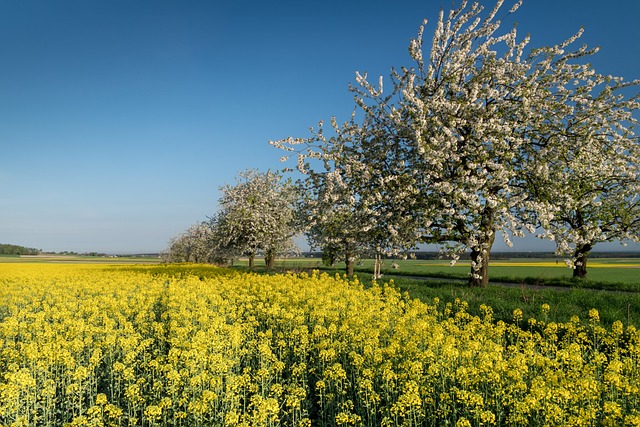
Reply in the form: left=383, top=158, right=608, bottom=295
left=0, top=244, right=40, bottom=255
left=302, top=251, right=640, bottom=260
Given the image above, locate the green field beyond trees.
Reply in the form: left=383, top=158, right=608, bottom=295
left=241, top=256, right=640, bottom=287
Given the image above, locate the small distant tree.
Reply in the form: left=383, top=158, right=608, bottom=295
left=217, top=169, right=300, bottom=269
left=0, top=243, right=40, bottom=255
left=162, top=221, right=215, bottom=263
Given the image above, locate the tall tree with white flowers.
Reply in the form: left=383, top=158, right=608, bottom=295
left=288, top=118, right=373, bottom=277
left=280, top=114, right=425, bottom=277
left=273, top=0, right=639, bottom=286
left=275, top=0, right=537, bottom=285
left=383, top=0, right=540, bottom=286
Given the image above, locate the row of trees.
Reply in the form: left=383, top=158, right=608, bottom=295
left=270, top=0, right=640, bottom=285
left=163, top=169, right=300, bottom=269
left=167, top=0, right=639, bottom=286
left=0, top=243, right=40, bottom=255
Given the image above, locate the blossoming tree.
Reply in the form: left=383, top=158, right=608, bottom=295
left=273, top=0, right=639, bottom=286
left=522, top=39, right=640, bottom=278
left=163, top=221, right=216, bottom=263
left=286, top=118, right=374, bottom=277
left=301, top=169, right=367, bottom=277
left=217, top=169, right=300, bottom=269
left=275, top=1, right=535, bottom=285
left=392, top=1, right=544, bottom=286
left=280, top=113, right=427, bottom=277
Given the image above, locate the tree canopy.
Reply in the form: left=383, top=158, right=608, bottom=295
left=272, top=0, right=639, bottom=284
left=0, top=243, right=40, bottom=256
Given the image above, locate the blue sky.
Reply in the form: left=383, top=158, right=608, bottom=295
left=1, top=0, right=638, bottom=254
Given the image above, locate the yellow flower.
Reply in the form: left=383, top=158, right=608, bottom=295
left=144, top=404, right=163, bottom=422
left=1, top=262, right=639, bottom=427
left=513, top=308, right=523, bottom=322
left=95, top=393, right=108, bottom=405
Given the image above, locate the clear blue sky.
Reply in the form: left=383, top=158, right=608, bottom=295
left=1, top=0, right=638, bottom=254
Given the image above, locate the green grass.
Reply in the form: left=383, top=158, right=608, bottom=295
left=383, top=274, right=640, bottom=329
left=358, top=259, right=637, bottom=291
left=238, top=256, right=640, bottom=288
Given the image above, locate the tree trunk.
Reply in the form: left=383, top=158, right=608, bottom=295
left=373, top=253, right=382, bottom=279
left=265, top=249, right=276, bottom=270
left=468, top=232, right=496, bottom=287
left=345, top=252, right=355, bottom=277
left=573, top=243, right=593, bottom=279
left=248, top=253, right=255, bottom=269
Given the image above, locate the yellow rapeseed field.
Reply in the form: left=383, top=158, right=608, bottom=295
left=0, top=263, right=638, bottom=426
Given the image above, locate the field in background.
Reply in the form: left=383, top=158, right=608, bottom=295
left=0, top=254, right=161, bottom=264
left=3, top=254, right=637, bottom=327
left=3, top=254, right=637, bottom=287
